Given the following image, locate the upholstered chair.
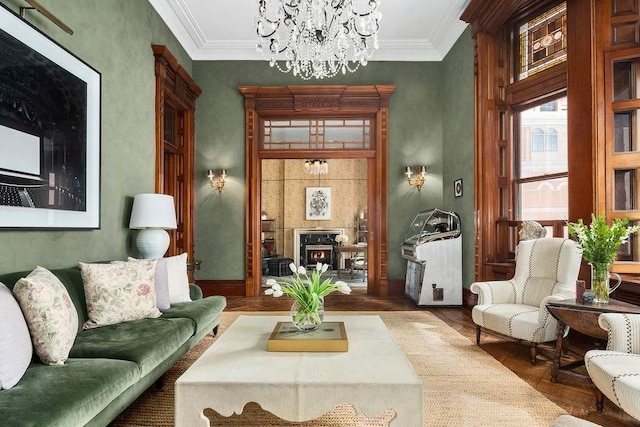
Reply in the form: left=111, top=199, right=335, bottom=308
left=471, top=238, right=582, bottom=364
left=585, top=313, right=640, bottom=421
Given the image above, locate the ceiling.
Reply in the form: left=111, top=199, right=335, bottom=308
left=148, top=0, right=470, bottom=62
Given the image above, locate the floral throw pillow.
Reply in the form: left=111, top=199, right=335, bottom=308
left=80, top=260, right=161, bottom=329
left=13, top=266, right=78, bottom=366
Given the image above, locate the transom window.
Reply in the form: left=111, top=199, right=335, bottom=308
left=262, top=119, right=371, bottom=150
left=518, top=2, right=567, bottom=80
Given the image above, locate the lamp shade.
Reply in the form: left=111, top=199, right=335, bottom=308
left=129, top=193, right=177, bottom=230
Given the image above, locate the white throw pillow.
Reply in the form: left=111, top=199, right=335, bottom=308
left=13, top=266, right=78, bottom=366
left=165, top=253, right=192, bottom=304
left=126, top=257, right=171, bottom=310
left=80, top=260, right=161, bottom=329
left=0, top=282, right=32, bottom=388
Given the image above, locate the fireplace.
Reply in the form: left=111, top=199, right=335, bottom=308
left=294, top=228, right=346, bottom=270
left=305, top=244, right=334, bottom=268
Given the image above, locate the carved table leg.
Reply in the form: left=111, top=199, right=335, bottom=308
left=551, top=321, right=565, bottom=383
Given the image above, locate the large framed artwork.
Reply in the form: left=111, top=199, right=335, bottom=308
left=0, top=4, right=101, bottom=229
left=306, top=187, right=331, bottom=220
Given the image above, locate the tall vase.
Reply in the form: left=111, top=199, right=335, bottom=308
left=590, top=263, right=622, bottom=304
left=290, top=299, right=324, bottom=332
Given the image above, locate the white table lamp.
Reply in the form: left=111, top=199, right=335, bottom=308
left=129, top=193, right=177, bottom=259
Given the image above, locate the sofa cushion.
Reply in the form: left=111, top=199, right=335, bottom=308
left=585, top=350, right=640, bottom=421
left=161, top=295, right=227, bottom=338
left=69, top=317, right=194, bottom=376
left=126, top=254, right=191, bottom=308
left=0, top=358, right=139, bottom=427
left=126, top=257, right=171, bottom=310
left=13, top=266, right=79, bottom=365
left=79, top=261, right=161, bottom=329
left=165, top=253, right=192, bottom=304
left=0, top=282, right=32, bottom=389
left=472, top=303, right=557, bottom=343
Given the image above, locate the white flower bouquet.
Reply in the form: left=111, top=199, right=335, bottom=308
left=265, top=262, right=351, bottom=330
left=335, top=234, right=349, bottom=245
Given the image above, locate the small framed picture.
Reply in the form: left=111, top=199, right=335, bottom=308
left=454, top=179, right=463, bottom=198
left=306, top=187, right=331, bottom=220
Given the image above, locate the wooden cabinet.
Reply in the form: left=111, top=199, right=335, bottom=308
left=356, top=218, right=368, bottom=243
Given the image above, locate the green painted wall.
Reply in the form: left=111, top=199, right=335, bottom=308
left=192, top=61, right=450, bottom=281
left=0, top=0, right=475, bottom=286
left=0, top=0, right=191, bottom=274
left=442, top=27, right=475, bottom=289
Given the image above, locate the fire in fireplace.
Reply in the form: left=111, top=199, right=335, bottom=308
left=296, top=229, right=343, bottom=270
left=305, top=244, right=334, bottom=268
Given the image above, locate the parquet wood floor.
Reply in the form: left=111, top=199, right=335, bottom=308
left=225, top=288, right=639, bottom=426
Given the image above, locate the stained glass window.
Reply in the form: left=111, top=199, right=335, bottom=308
left=518, top=2, right=567, bottom=80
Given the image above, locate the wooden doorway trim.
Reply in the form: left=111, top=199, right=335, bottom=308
left=152, top=45, right=201, bottom=270
left=239, top=85, right=395, bottom=297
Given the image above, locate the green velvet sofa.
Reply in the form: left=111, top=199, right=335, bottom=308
left=0, top=266, right=227, bottom=427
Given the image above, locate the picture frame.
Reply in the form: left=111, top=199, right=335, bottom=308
left=306, top=187, right=331, bottom=220
left=0, top=4, right=101, bottom=229
left=454, top=179, right=463, bottom=198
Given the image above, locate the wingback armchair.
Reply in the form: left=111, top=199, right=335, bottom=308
left=471, top=238, right=582, bottom=364
left=585, top=313, right=640, bottom=421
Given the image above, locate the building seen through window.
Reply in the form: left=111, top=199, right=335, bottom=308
left=516, top=96, right=568, bottom=221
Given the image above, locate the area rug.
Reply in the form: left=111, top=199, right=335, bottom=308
left=109, top=311, right=566, bottom=426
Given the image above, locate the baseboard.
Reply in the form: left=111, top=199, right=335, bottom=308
left=196, top=280, right=245, bottom=297
left=388, top=279, right=405, bottom=297
left=196, top=278, right=474, bottom=304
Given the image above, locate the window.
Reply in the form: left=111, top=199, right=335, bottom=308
left=605, top=50, right=640, bottom=268
left=539, top=101, right=558, bottom=112
left=531, top=128, right=544, bottom=151
left=516, top=96, right=568, bottom=220
left=546, top=129, right=558, bottom=151
left=262, top=119, right=371, bottom=150
left=530, top=128, right=558, bottom=152
left=518, top=2, right=567, bottom=80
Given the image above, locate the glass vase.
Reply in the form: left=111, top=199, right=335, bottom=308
left=590, top=263, right=622, bottom=304
left=290, top=300, right=324, bottom=332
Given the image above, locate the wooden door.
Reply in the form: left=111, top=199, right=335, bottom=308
left=153, top=45, right=201, bottom=273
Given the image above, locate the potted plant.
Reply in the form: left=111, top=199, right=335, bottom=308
left=265, top=262, right=351, bottom=331
left=567, top=212, right=639, bottom=303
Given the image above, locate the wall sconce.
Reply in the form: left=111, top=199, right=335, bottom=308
left=405, top=166, right=427, bottom=191
left=207, top=169, right=227, bottom=192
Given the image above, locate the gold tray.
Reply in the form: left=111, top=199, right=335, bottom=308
left=267, top=321, right=348, bottom=352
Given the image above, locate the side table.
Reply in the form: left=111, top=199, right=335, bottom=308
left=335, top=244, right=367, bottom=279
left=546, top=298, right=640, bottom=383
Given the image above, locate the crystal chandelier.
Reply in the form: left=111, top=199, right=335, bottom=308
left=304, top=159, right=329, bottom=175
left=256, top=0, right=382, bottom=80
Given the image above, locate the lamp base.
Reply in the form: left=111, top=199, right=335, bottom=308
left=136, top=228, right=170, bottom=259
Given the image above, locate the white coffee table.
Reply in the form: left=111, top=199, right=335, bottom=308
left=175, top=315, right=423, bottom=426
